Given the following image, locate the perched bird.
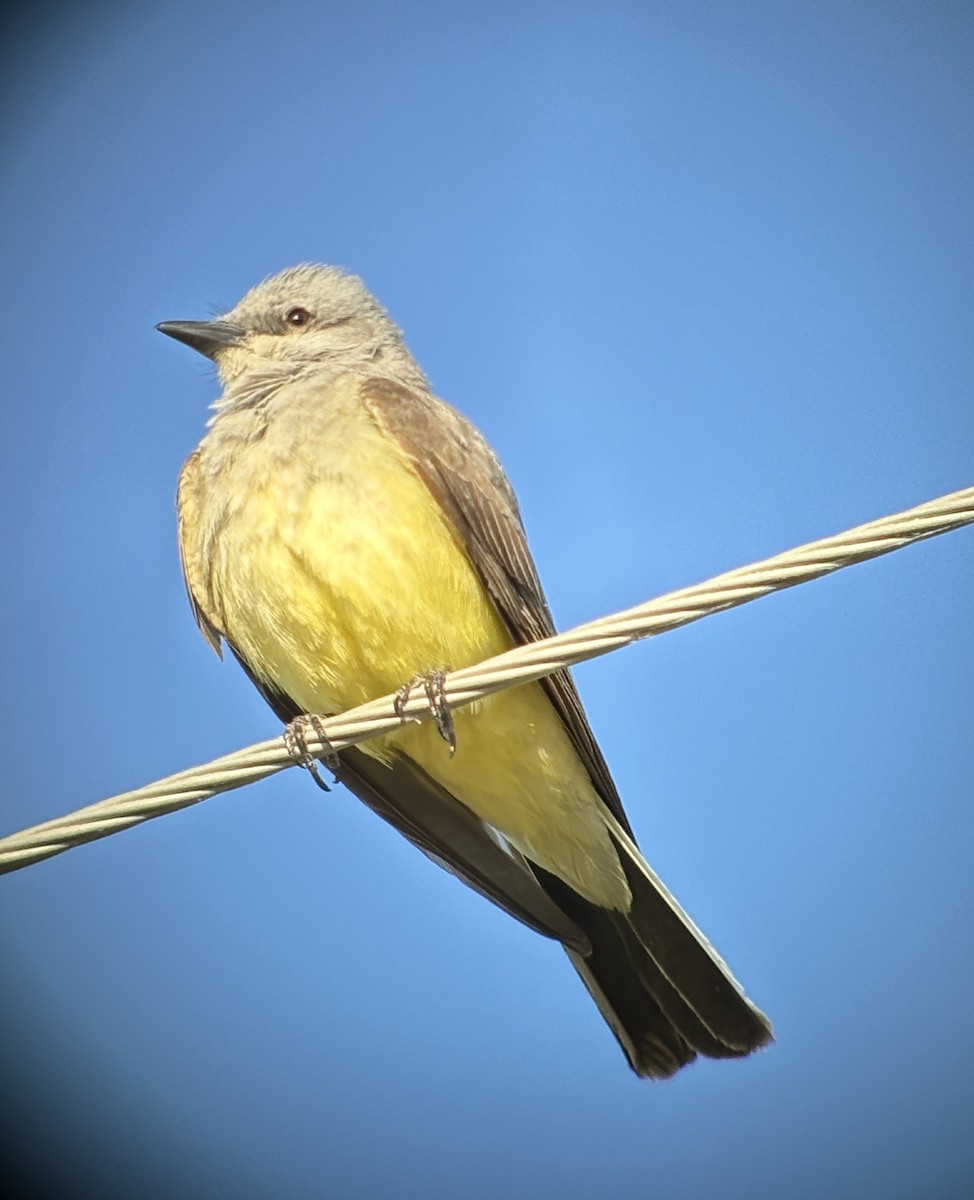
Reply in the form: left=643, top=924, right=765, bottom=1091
left=158, top=264, right=772, bottom=1077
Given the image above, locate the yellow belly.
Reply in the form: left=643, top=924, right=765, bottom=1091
left=207, top=407, right=629, bottom=908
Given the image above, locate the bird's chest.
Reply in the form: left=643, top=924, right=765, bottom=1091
left=200, top=412, right=505, bottom=714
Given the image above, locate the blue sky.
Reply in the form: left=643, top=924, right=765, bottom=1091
left=1, top=2, right=972, bottom=1197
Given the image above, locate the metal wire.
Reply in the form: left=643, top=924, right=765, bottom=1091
left=1, top=484, right=971, bottom=875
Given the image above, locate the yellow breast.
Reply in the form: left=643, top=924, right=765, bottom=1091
left=197, top=375, right=629, bottom=909
left=209, top=410, right=509, bottom=716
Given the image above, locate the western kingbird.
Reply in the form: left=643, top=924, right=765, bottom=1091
left=158, top=264, right=772, bottom=1077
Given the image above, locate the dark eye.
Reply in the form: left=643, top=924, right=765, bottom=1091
left=285, top=306, right=312, bottom=327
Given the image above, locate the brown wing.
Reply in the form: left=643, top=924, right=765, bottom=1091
left=360, top=377, right=635, bottom=838
left=176, top=449, right=223, bottom=657
left=361, top=377, right=773, bottom=1075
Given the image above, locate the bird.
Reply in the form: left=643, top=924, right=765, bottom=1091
left=158, top=263, right=772, bottom=1077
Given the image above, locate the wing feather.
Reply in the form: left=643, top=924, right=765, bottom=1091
left=360, top=377, right=633, bottom=836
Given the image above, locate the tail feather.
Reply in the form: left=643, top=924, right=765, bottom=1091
left=610, top=826, right=773, bottom=1056
left=532, top=849, right=773, bottom=1078
left=531, top=865, right=694, bottom=1078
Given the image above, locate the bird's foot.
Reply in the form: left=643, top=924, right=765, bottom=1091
left=394, top=669, right=457, bottom=756
left=283, top=713, right=339, bottom=792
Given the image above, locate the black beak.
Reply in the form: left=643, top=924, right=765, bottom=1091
left=156, top=319, right=244, bottom=361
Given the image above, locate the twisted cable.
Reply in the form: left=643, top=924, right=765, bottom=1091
left=1, top=485, right=970, bottom=875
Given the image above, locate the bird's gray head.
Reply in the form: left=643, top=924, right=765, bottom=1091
left=157, top=264, right=426, bottom=398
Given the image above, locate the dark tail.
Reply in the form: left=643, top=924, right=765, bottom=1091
left=532, top=828, right=773, bottom=1078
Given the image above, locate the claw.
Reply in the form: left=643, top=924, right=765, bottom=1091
left=424, top=669, right=457, bottom=755
left=393, top=682, right=415, bottom=724
left=395, top=669, right=457, bottom=756
left=283, top=714, right=339, bottom=792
